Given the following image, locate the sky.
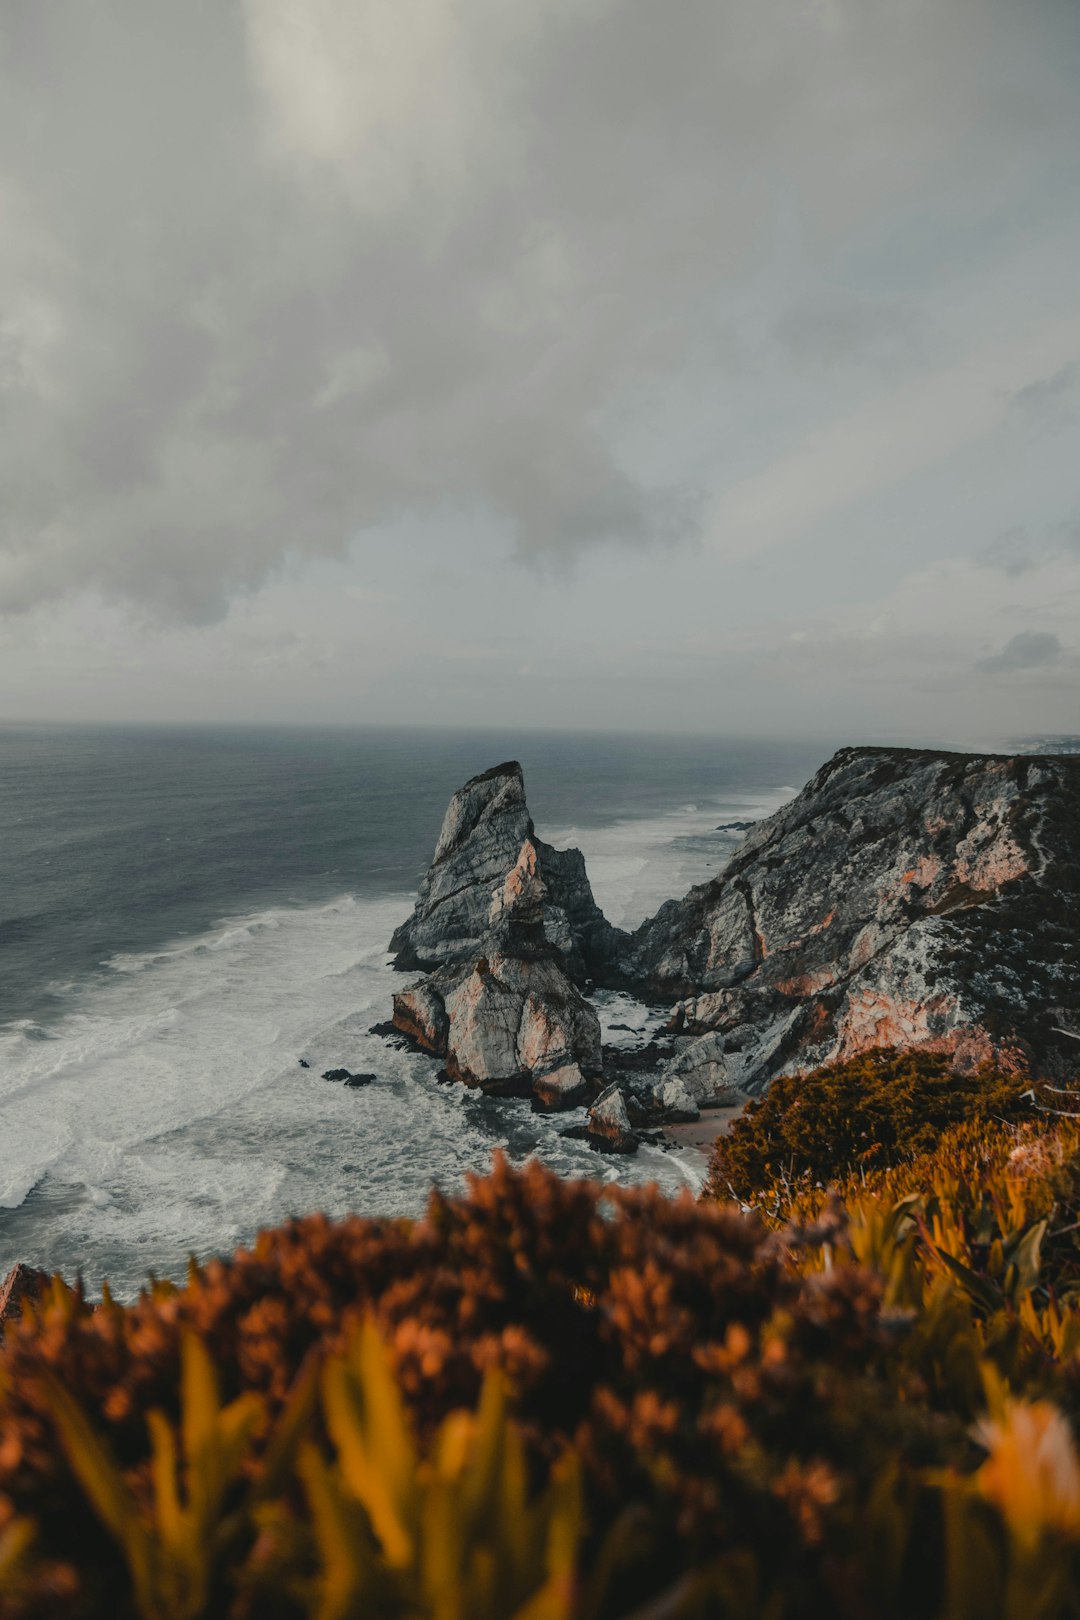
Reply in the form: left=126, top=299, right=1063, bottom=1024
left=1, top=0, right=1079, bottom=743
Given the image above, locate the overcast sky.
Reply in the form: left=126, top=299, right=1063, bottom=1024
left=1, top=0, right=1079, bottom=742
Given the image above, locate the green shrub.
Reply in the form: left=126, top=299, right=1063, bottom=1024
left=706, top=1048, right=1033, bottom=1208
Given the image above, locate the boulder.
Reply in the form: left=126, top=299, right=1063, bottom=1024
left=532, top=1062, right=591, bottom=1111
left=441, top=952, right=602, bottom=1096
left=587, top=1084, right=637, bottom=1155
left=392, top=980, right=451, bottom=1056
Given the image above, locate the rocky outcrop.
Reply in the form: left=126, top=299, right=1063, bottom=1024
left=586, top=1085, right=637, bottom=1154
left=392, top=832, right=603, bottom=1105
left=389, top=762, right=621, bottom=983
left=386, top=745, right=1080, bottom=1129
left=621, top=747, right=1080, bottom=1094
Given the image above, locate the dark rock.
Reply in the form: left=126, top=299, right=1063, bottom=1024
left=298, top=1059, right=310, bottom=1068
left=717, top=820, right=755, bottom=832
left=322, top=1068, right=374, bottom=1086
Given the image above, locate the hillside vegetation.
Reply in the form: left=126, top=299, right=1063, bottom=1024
left=3, top=1053, right=1080, bottom=1617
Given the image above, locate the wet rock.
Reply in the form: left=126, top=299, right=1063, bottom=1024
left=321, top=1068, right=375, bottom=1087
left=587, top=1084, right=638, bottom=1155
left=531, top=1062, right=591, bottom=1111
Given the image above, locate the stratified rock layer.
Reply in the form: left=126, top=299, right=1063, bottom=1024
left=622, top=747, right=1080, bottom=1094
left=389, top=762, right=620, bottom=983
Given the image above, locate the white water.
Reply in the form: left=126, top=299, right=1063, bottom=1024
left=0, top=786, right=791, bottom=1296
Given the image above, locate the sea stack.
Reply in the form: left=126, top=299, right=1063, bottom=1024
left=392, top=830, right=604, bottom=1106
left=389, top=761, right=621, bottom=984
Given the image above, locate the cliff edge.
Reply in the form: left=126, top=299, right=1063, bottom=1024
left=623, top=745, right=1080, bottom=1095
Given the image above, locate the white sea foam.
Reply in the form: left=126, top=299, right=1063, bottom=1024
left=0, top=782, right=794, bottom=1294
left=0, top=884, right=706, bottom=1297
left=542, top=784, right=795, bottom=929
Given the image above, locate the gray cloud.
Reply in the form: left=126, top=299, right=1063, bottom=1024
left=1, top=0, right=1079, bottom=627
left=977, top=631, right=1063, bottom=673
left=1006, top=360, right=1080, bottom=435
left=978, top=519, right=1080, bottom=575
left=774, top=295, right=935, bottom=373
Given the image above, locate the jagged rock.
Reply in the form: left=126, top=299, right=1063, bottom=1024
left=532, top=1062, right=591, bottom=1111
left=392, top=981, right=451, bottom=1056
left=390, top=820, right=603, bottom=1105
left=621, top=746, right=1080, bottom=1090
left=587, top=1084, right=638, bottom=1154
left=441, top=952, right=601, bottom=1094
left=321, top=1068, right=374, bottom=1086
left=389, top=762, right=621, bottom=982
left=0, top=1263, right=49, bottom=1338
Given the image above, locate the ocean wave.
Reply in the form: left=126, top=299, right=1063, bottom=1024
left=0, top=882, right=703, bottom=1296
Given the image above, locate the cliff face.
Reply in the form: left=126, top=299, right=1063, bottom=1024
left=389, top=761, right=620, bottom=984
left=623, top=746, right=1080, bottom=1094
left=386, top=746, right=1080, bottom=1124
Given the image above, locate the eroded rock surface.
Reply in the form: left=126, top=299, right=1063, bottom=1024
left=622, top=747, right=1080, bottom=1093
left=587, top=1084, right=637, bottom=1154
left=392, top=821, right=603, bottom=1105
left=386, top=745, right=1080, bottom=1128
left=389, top=761, right=621, bottom=982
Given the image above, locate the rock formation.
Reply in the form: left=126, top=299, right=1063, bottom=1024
left=392, top=835, right=603, bottom=1105
left=386, top=745, right=1080, bottom=1131
left=389, top=761, right=621, bottom=983
left=622, top=746, right=1080, bottom=1096
left=586, top=1084, right=638, bottom=1154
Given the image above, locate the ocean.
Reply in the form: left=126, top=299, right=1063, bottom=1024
left=0, top=724, right=830, bottom=1297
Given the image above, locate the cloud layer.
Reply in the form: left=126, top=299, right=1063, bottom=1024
left=1, top=0, right=1079, bottom=738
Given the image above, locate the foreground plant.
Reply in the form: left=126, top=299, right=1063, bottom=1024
left=3, top=1106, right=1080, bottom=1616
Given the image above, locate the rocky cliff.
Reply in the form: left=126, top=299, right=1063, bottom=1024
left=622, top=746, right=1080, bottom=1096
left=386, top=746, right=1080, bottom=1129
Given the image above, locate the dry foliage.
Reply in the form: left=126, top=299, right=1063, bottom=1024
left=5, top=1054, right=1080, bottom=1616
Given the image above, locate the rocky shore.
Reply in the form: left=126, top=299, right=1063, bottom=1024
left=382, top=748, right=1080, bottom=1152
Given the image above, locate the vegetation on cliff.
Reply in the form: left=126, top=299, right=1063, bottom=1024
left=706, top=1049, right=1034, bottom=1208
left=4, top=1054, right=1080, bottom=1617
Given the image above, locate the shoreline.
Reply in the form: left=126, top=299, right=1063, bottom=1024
left=661, top=1097, right=747, bottom=1156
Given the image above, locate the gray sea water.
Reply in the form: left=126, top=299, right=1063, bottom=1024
left=0, top=724, right=831, bottom=1297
